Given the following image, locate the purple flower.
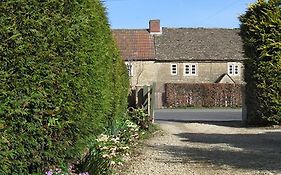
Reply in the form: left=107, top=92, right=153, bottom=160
left=46, top=170, right=53, bottom=175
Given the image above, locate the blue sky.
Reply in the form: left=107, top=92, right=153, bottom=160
left=103, top=0, right=256, bottom=29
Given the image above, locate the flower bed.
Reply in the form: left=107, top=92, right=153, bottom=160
left=45, top=108, right=153, bottom=175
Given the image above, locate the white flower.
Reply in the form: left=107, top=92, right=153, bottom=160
left=96, top=134, right=109, bottom=142
left=112, top=137, right=120, bottom=143
left=121, top=146, right=129, bottom=150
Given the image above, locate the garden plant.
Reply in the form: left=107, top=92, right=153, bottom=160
left=240, top=0, right=281, bottom=125
left=0, top=0, right=128, bottom=174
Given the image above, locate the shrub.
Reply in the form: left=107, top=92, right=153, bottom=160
left=165, top=83, right=243, bottom=108
left=239, top=0, right=281, bottom=125
left=77, top=107, right=156, bottom=175
left=79, top=134, right=124, bottom=175
left=0, top=0, right=128, bottom=174
left=116, top=119, right=140, bottom=144
left=128, top=108, right=153, bottom=130
left=79, top=120, right=139, bottom=175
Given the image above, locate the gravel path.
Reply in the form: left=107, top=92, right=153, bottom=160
left=121, top=122, right=281, bottom=175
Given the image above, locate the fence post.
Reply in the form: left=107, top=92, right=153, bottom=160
left=241, top=85, right=247, bottom=125
left=135, top=86, right=139, bottom=108
left=151, top=82, right=156, bottom=122
left=143, top=85, right=148, bottom=111
left=147, top=85, right=151, bottom=117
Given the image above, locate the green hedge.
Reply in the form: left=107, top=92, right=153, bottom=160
left=239, top=0, right=281, bottom=124
left=0, top=0, right=128, bottom=174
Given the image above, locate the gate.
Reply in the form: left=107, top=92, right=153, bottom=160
left=128, top=82, right=156, bottom=120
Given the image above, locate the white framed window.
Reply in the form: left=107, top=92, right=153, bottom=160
left=184, top=63, right=197, bottom=76
left=171, top=64, right=177, bottom=75
left=126, top=63, right=133, bottom=77
left=228, top=62, right=239, bottom=76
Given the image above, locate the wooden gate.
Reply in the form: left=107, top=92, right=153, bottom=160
left=128, top=83, right=156, bottom=120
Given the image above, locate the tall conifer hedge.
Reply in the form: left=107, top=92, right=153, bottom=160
left=239, top=0, right=281, bottom=124
left=0, top=0, right=128, bottom=174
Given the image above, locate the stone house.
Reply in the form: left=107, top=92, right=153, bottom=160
left=113, top=20, right=245, bottom=108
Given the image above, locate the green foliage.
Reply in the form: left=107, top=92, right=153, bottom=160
left=79, top=120, right=139, bottom=175
left=77, top=110, right=157, bottom=175
left=0, top=0, right=128, bottom=174
left=128, top=108, right=153, bottom=130
left=239, top=0, right=281, bottom=124
left=115, top=119, right=140, bottom=144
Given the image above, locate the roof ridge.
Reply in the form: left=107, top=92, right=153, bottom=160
left=112, top=29, right=149, bottom=31
left=162, top=27, right=240, bottom=30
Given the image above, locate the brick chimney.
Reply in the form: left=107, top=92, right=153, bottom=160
left=149, top=19, right=161, bottom=34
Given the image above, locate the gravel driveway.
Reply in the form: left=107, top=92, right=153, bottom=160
left=121, top=122, right=281, bottom=175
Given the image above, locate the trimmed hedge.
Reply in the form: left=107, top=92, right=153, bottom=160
left=165, top=83, right=243, bottom=108
left=239, top=0, right=281, bottom=124
left=0, top=0, right=128, bottom=174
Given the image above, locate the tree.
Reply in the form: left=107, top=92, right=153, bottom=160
left=239, top=0, right=281, bottom=125
left=0, top=0, right=128, bottom=174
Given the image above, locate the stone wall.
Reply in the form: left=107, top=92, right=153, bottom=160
left=156, top=62, right=244, bottom=87
left=126, top=61, right=157, bottom=87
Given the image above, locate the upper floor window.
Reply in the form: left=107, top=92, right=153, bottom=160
left=184, top=63, right=197, bottom=76
left=171, top=64, right=177, bottom=75
left=228, top=62, right=239, bottom=76
left=126, top=63, right=133, bottom=77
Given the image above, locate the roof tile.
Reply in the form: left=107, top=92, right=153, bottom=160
left=155, top=28, right=245, bottom=61
left=113, top=30, right=156, bottom=60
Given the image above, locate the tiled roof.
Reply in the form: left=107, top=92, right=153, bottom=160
left=155, top=28, right=245, bottom=61
left=113, top=29, right=156, bottom=60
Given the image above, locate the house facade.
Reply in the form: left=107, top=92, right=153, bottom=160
left=113, top=20, right=245, bottom=108
left=112, top=23, right=158, bottom=87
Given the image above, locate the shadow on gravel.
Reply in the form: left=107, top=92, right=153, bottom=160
left=153, top=131, right=281, bottom=172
